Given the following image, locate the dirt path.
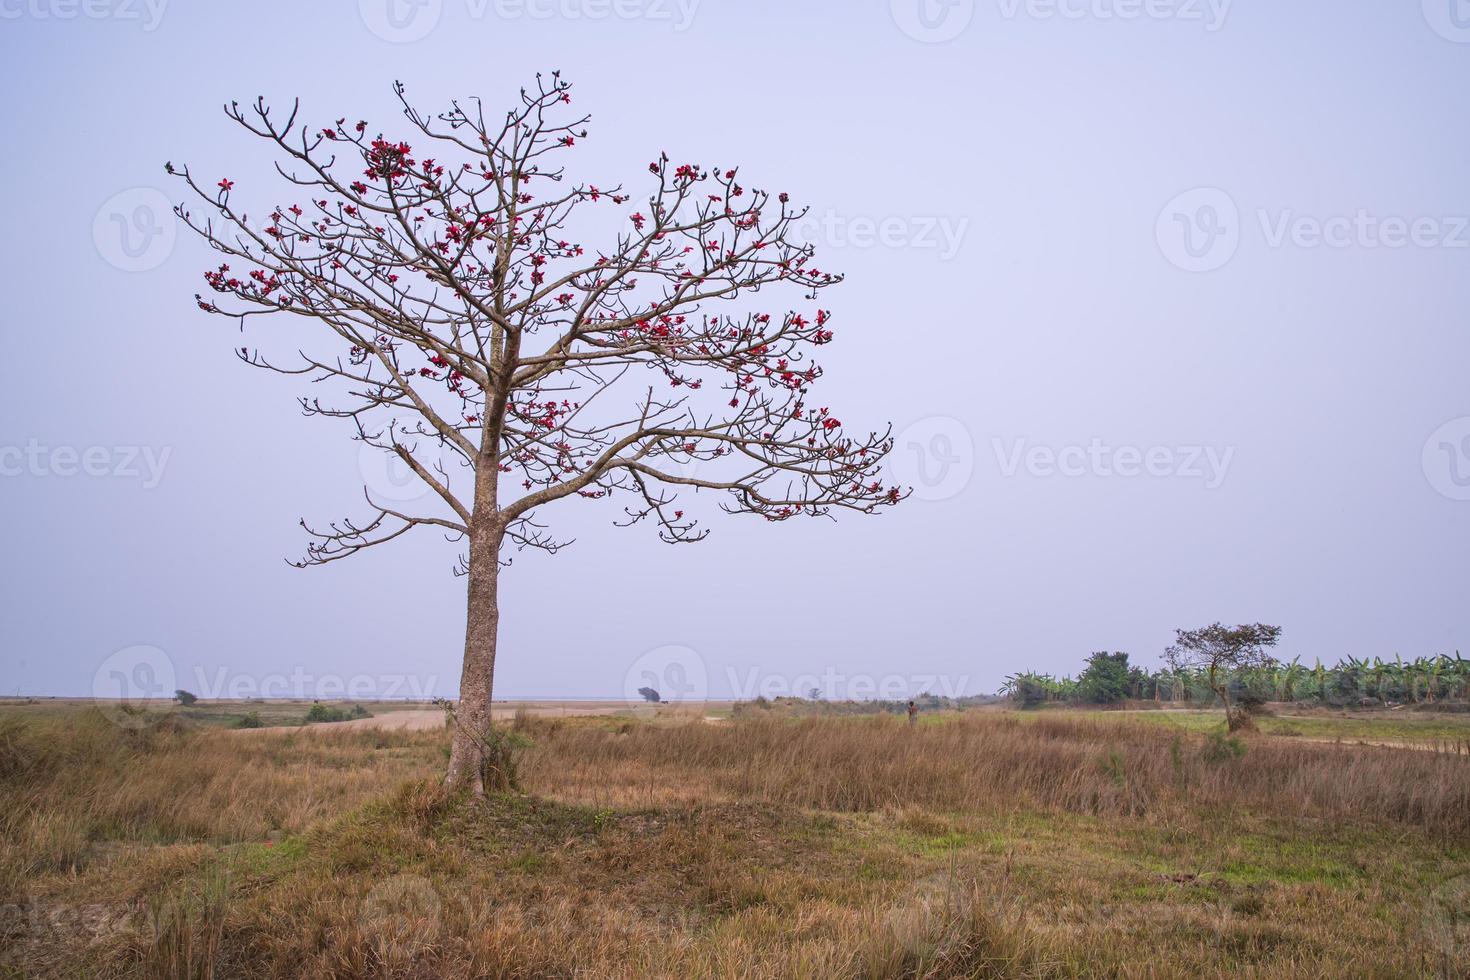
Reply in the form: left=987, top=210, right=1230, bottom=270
left=229, top=700, right=725, bottom=734
left=1289, top=735, right=1465, bottom=754
left=320, top=709, right=445, bottom=732
left=229, top=708, right=445, bottom=735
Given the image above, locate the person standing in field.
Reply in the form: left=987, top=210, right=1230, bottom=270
left=907, top=700, right=918, bottom=727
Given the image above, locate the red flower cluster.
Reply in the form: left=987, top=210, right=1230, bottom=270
left=364, top=139, right=413, bottom=181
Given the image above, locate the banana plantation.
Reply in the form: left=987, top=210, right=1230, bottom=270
left=1000, top=653, right=1470, bottom=709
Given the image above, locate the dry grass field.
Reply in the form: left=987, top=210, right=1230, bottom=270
left=2, top=702, right=1469, bottom=978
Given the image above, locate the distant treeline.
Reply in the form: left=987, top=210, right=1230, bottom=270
left=1001, top=652, right=1470, bottom=709
left=732, top=693, right=999, bottom=717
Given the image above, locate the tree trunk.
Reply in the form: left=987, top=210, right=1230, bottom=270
left=444, top=517, right=503, bottom=794
left=1209, top=665, right=1244, bottom=732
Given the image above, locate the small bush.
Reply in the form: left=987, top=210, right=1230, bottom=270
left=480, top=728, right=533, bottom=793
left=1202, top=730, right=1247, bottom=763
left=234, top=712, right=264, bottom=730
left=1079, top=652, right=1131, bottom=704
left=303, top=702, right=373, bottom=724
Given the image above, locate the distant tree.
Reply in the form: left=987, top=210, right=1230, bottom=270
left=304, top=701, right=336, bottom=723
left=1077, top=651, right=1131, bottom=704
left=1126, top=666, right=1152, bottom=700
left=1276, top=657, right=1305, bottom=701
left=1000, top=672, right=1055, bottom=709
left=807, top=686, right=822, bottom=700
left=173, top=689, right=198, bottom=706
left=1228, top=667, right=1273, bottom=712
left=170, top=74, right=904, bottom=793
left=637, top=686, right=660, bottom=703
left=1165, top=623, right=1282, bottom=731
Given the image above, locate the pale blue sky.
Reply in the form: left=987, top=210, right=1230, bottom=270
left=2, top=0, right=1468, bottom=700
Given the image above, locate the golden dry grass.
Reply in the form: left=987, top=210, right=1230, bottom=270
left=2, top=706, right=1468, bottom=978
left=521, top=712, right=1470, bottom=835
